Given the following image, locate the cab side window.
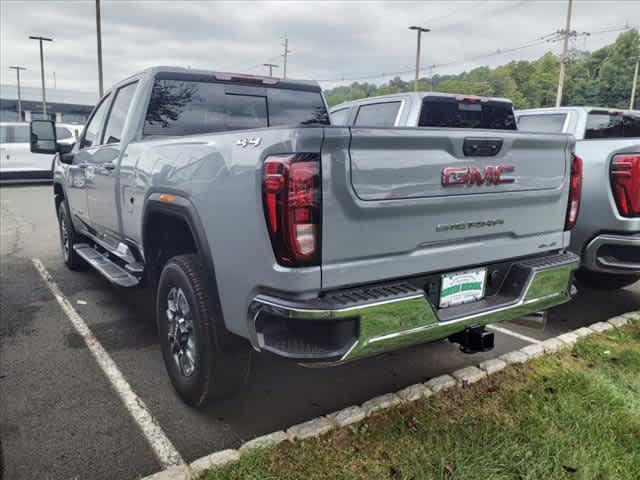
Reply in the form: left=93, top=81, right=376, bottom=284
left=354, top=102, right=401, bottom=127
left=103, top=82, right=138, bottom=144
left=330, top=108, right=350, bottom=126
left=81, top=94, right=111, bottom=149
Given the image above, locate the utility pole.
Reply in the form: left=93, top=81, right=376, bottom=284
left=630, top=56, right=639, bottom=110
left=53, top=71, right=57, bottom=89
left=409, top=26, right=430, bottom=92
left=96, top=0, right=104, bottom=96
left=429, top=64, right=435, bottom=91
left=281, top=35, right=291, bottom=79
left=555, top=0, right=573, bottom=107
left=29, top=35, right=53, bottom=116
left=263, top=63, right=279, bottom=77
left=9, top=66, right=26, bottom=121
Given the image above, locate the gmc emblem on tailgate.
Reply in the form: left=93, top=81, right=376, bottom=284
left=442, top=165, right=516, bottom=187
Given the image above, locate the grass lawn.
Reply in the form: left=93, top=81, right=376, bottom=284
left=204, top=321, right=640, bottom=480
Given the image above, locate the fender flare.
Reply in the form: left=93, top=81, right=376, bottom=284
left=142, top=192, right=229, bottom=334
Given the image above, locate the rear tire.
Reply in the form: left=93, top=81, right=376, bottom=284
left=576, top=269, right=640, bottom=290
left=156, top=254, right=250, bottom=407
left=57, top=201, right=86, bottom=270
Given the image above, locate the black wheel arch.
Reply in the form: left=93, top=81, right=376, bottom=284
left=142, top=192, right=229, bottom=338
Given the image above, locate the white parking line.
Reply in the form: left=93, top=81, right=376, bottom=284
left=487, top=324, right=542, bottom=345
left=32, top=258, right=184, bottom=469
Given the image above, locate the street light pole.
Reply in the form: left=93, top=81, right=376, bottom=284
left=409, top=26, right=430, bottom=92
left=9, top=65, right=26, bottom=121
left=630, top=56, right=639, bottom=110
left=96, top=0, right=104, bottom=97
left=263, top=63, right=279, bottom=77
left=555, top=0, right=573, bottom=107
left=29, top=35, right=53, bottom=116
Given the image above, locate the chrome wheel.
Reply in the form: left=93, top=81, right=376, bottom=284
left=166, top=287, right=197, bottom=377
left=60, top=212, right=69, bottom=262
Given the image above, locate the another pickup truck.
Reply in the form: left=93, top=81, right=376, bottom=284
left=330, top=92, right=517, bottom=130
left=517, top=107, right=639, bottom=289
left=30, top=68, right=580, bottom=407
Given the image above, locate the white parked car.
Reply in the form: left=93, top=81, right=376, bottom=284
left=0, top=122, right=79, bottom=182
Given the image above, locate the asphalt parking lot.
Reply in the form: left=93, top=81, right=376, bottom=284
left=1, top=184, right=638, bottom=480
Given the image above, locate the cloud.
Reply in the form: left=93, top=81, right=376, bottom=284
left=1, top=0, right=638, bottom=98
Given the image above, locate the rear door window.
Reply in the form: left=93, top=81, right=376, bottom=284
left=103, top=81, right=138, bottom=144
left=354, top=102, right=401, bottom=127
left=585, top=111, right=640, bottom=139
left=419, top=96, right=516, bottom=130
left=517, top=114, right=567, bottom=133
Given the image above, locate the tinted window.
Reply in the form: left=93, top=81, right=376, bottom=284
left=82, top=94, right=111, bottom=148
left=226, top=94, right=268, bottom=130
left=517, top=114, right=567, bottom=133
left=56, top=127, right=73, bottom=140
left=267, top=89, right=329, bottom=126
left=354, top=102, right=400, bottom=127
left=144, top=79, right=328, bottom=136
left=103, top=82, right=138, bottom=144
left=585, top=111, right=640, bottom=139
left=330, top=108, right=350, bottom=126
left=419, top=97, right=516, bottom=130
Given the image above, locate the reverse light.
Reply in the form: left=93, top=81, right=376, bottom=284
left=262, top=154, right=321, bottom=266
left=565, top=154, right=583, bottom=230
left=610, top=154, right=640, bottom=217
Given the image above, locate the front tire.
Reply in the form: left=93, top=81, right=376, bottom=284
left=57, top=201, right=86, bottom=270
left=156, top=254, right=250, bottom=407
left=576, top=269, right=640, bottom=290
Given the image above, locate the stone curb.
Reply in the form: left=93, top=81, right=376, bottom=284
left=142, top=310, right=638, bottom=479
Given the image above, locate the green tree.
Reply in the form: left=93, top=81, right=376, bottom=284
left=323, top=30, right=640, bottom=110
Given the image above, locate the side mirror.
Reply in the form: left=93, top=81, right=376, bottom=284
left=30, top=120, right=58, bottom=154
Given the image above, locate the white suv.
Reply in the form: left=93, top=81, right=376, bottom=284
left=0, top=122, right=79, bottom=182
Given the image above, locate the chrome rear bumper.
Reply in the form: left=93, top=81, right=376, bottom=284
left=249, top=251, right=579, bottom=364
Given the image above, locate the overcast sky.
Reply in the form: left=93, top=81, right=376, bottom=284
left=1, top=0, right=638, bottom=99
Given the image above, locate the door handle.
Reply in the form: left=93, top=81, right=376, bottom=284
left=104, top=162, right=116, bottom=171
left=77, top=162, right=89, bottom=169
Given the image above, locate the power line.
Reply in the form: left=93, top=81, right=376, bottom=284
left=419, top=0, right=488, bottom=25
left=318, top=23, right=632, bottom=84
left=317, top=34, right=553, bottom=83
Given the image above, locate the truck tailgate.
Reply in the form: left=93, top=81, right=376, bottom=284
left=321, top=127, right=573, bottom=289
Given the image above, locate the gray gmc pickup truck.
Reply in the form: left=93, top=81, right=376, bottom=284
left=30, top=68, right=580, bottom=407
left=517, top=107, right=639, bottom=290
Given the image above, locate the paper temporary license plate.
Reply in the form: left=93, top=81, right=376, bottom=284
left=439, top=267, right=487, bottom=308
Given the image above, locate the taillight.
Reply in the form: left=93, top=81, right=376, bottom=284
left=262, top=154, right=321, bottom=267
left=565, top=154, right=583, bottom=230
left=610, top=154, right=640, bottom=217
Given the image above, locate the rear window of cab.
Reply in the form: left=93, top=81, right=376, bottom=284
left=585, top=111, right=640, bottom=139
left=419, top=96, right=516, bottom=130
left=143, top=78, right=329, bottom=136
